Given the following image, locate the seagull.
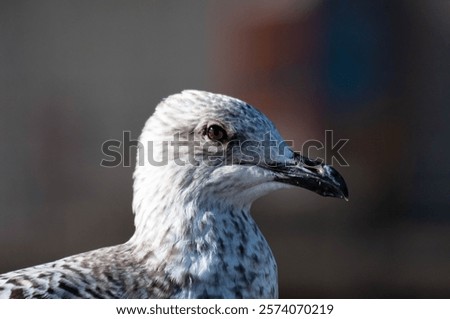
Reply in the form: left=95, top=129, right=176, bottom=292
left=0, top=90, right=348, bottom=298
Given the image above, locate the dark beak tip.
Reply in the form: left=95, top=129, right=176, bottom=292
left=338, top=184, right=349, bottom=201
left=340, top=192, right=349, bottom=201
left=326, top=165, right=349, bottom=200
left=340, top=180, right=349, bottom=200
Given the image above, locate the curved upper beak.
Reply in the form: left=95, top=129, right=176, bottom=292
left=269, top=152, right=349, bottom=200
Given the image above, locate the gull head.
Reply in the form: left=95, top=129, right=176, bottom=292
left=133, top=90, right=348, bottom=213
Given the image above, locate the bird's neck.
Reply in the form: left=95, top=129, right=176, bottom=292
left=127, top=166, right=278, bottom=297
left=128, top=164, right=253, bottom=255
left=129, top=185, right=251, bottom=252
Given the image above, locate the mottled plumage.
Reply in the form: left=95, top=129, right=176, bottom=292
left=0, top=90, right=348, bottom=298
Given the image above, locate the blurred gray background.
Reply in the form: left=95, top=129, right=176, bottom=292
left=0, top=0, right=449, bottom=297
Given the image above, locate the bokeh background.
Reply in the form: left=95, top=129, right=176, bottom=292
left=0, top=0, right=449, bottom=298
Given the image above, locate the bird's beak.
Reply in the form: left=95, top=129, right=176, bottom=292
left=269, top=152, right=348, bottom=200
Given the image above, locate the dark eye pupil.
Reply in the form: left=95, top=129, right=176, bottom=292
left=207, top=125, right=227, bottom=142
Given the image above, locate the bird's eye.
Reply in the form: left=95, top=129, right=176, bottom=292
left=206, top=124, right=228, bottom=142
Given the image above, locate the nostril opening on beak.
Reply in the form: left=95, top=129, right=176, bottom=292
left=294, top=152, right=324, bottom=167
